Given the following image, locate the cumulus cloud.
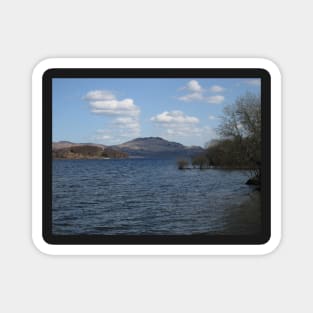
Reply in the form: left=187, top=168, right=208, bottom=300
left=209, top=85, right=225, bottom=93
left=95, top=116, right=140, bottom=143
left=178, top=80, right=225, bottom=104
left=178, top=92, right=203, bottom=102
left=151, top=111, right=199, bottom=137
left=150, top=110, right=215, bottom=143
left=89, top=98, right=140, bottom=116
left=186, top=80, right=202, bottom=92
left=84, top=90, right=115, bottom=101
left=207, top=95, right=224, bottom=104
left=163, top=123, right=216, bottom=142
left=114, top=117, right=139, bottom=127
left=85, top=90, right=140, bottom=117
left=84, top=90, right=141, bottom=143
left=113, top=117, right=140, bottom=135
left=151, top=110, right=199, bottom=124
left=178, top=80, right=204, bottom=102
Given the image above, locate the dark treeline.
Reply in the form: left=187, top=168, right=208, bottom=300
left=179, top=93, right=261, bottom=184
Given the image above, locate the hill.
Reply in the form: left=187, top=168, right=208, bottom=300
left=112, top=137, right=204, bottom=158
left=52, top=144, right=128, bottom=159
left=52, top=141, right=106, bottom=151
left=53, top=137, right=204, bottom=159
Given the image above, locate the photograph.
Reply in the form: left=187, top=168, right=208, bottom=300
left=52, top=77, right=262, bottom=236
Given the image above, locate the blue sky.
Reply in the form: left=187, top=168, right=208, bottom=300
left=52, top=78, right=260, bottom=147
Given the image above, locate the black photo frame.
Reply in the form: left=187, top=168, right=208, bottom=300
left=42, top=68, right=271, bottom=245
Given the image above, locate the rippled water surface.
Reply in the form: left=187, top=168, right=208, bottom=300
left=52, top=159, right=261, bottom=235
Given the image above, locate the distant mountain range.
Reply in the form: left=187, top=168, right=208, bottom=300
left=112, top=137, right=204, bottom=158
left=53, top=137, right=204, bottom=159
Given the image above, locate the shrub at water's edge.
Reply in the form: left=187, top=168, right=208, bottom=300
left=192, top=155, right=210, bottom=169
left=177, top=159, right=189, bottom=170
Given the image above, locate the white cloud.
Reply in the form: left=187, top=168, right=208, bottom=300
left=164, top=126, right=203, bottom=137
left=151, top=110, right=215, bottom=144
left=186, top=80, right=202, bottom=92
left=207, top=95, right=224, bottom=104
left=114, top=117, right=140, bottom=134
left=178, top=92, right=203, bottom=102
left=151, top=111, right=199, bottom=138
left=84, top=90, right=115, bottom=101
left=95, top=116, right=140, bottom=144
left=178, top=80, right=204, bottom=102
left=85, top=90, right=140, bottom=117
left=95, top=133, right=112, bottom=140
left=90, top=98, right=140, bottom=116
left=162, top=124, right=216, bottom=143
left=209, top=85, right=225, bottom=93
left=101, top=135, right=111, bottom=139
left=85, top=90, right=141, bottom=144
left=178, top=80, right=225, bottom=104
left=151, top=110, right=199, bottom=124
left=114, top=117, right=139, bottom=127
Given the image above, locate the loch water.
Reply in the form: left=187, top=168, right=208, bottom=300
left=52, top=158, right=261, bottom=235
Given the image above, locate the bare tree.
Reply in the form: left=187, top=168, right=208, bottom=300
left=218, top=92, right=261, bottom=168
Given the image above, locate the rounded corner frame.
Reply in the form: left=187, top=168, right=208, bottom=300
left=32, top=58, right=282, bottom=255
